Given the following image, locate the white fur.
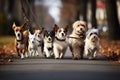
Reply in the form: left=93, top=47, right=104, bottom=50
left=84, top=29, right=100, bottom=59
left=53, top=39, right=68, bottom=59
left=53, top=28, right=68, bottom=59
left=43, top=39, right=53, bottom=58
left=28, top=32, right=39, bottom=57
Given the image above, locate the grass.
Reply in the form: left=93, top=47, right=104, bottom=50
left=0, top=36, right=15, bottom=48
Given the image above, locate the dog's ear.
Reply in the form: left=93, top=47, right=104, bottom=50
left=43, top=30, right=47, bottom=37
left=64, top=25, right=69, bottom=32
left=54, top=24, right=59, bottom=32
left=12, top=22, right=16, bottom=29
left=21, top=22, right=28, bottom=30
left=40, top=27, right=44, bottom=34
left=28, top=30, right=32, bottom=36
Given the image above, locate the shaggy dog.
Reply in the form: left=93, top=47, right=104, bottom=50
left=84, top=29, right=100, bottom=59
left=68, top=20, right=88, bottom=60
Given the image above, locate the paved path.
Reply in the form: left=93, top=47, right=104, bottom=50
left=0, top=49, right=120, bottom=80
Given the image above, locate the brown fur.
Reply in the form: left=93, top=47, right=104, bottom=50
left=69, top=20, right=87, bottom=60
left=12, top=22, right=28, bottom=58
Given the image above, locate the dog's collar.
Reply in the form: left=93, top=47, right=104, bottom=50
left=55, top=37, right=66, bottom=41
left=16, top=38, right=24, bottom=42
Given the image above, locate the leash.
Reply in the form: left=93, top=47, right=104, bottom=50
left=67, top=35, right=85, bottom=40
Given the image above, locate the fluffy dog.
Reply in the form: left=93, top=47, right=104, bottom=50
left=28, top=31, right=39, bottom=57
left=84, top=29, right=100, bottom=59
left=68, top=20, right=88, bottom=60
left=41, top=29, right=55, bottom=58
left=12, top=22, right=28, bottom=59
left=53, top=24, right=69, bottom=59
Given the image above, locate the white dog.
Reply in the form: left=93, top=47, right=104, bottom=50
left=53, top=24, right=69, bottom=59
left=84, top=29, right=100, bottom=59
left=28, top=31, right=39, bottom=57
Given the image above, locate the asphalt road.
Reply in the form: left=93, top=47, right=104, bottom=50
left=0, top=49, right=120, bottom=80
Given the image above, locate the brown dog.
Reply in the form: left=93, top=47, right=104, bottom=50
left=12, top=22, right=28, bottom=59
left=68, top=20, right=88, bottom=60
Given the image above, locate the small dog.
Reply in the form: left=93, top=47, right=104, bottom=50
left=28, top=31, right=39, bottom=57
left=34, top=28, right=44, bottom=46
left=68, top=20, right=88, bottom=60
left=84, top=29, right=100, bottom=59
left=41, top=29, right=55, bottom=58
left=12, top=22, right=28, bottom=59
left=53, top=24, right=69, bottom=59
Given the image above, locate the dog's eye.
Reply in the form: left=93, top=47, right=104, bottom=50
left=77, top=25, right=80, bottom=27
left=59, top=30, right=61, bottom=33
left=15, top=30, right=18, bottom=32
left=64, top=30, right=67, bottom=33
left=90, top=33, right=93, bottom=36
left=20, top=30, right=22, bottom=32
left=94, top=32, right=98, bottom=35
left=81, top=24, right=85, bottom=27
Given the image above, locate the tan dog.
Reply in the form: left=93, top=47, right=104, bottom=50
left=12, top=22, right=28, bottom=59
left=68, top=20, right=88, bottom=60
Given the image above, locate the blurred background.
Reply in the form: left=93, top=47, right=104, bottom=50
left=0, top=0, right=120, bottom=39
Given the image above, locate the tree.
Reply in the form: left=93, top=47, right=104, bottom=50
left=75, top=0, right=88, bottom=21
left=90, top=0, right=97, bottom=28
left=105, top=0, right=120, bottom=40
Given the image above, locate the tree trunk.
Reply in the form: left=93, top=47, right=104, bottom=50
left=75, top=0, right=87, bottom=21
left=90, top=0, right=97, bottom=28
left=105, top=0, right=120, bottom=40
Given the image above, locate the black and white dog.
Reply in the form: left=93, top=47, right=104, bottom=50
left=84, top=29, right=100, bottom=59
left=41, top=29, right=55, bottom=58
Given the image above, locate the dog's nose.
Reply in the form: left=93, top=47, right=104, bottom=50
left=93, top=36, right=96, bottom=38
left=32, top=41, right=34, bottom=43
left=18, top=33, right=20, bottom=37
left=48, top=37, right=51, bottom=41
left=80, top=28, right=83, bottom=31
left=38, top=35, right=40, bottom=37
left=61, top=33, right=64, bottom=36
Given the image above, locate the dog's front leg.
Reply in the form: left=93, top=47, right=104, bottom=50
left=20, top=50, right=24, bottom=59
left=53, top=47, right=59, bottom=59
left=93, top=50, right=98, bottom=58
left=44, top=47, right=51, bottom=58
left=60, top=53, right=64, bottom=59
left=35, top=49, right=39, bottom=56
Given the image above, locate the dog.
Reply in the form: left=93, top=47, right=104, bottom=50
left=28, top=31, right=39, bottom=57
left=84, top=29, right=100, bottom=60
left=34, top=28, right=44, bottom=46
left=41, top=29, right=55, bottom=58
left=68, top=20, right=88, bottom=60
left=12, top=22, right=28, bottom=59
left=53, top=24, right=69, bottom=59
